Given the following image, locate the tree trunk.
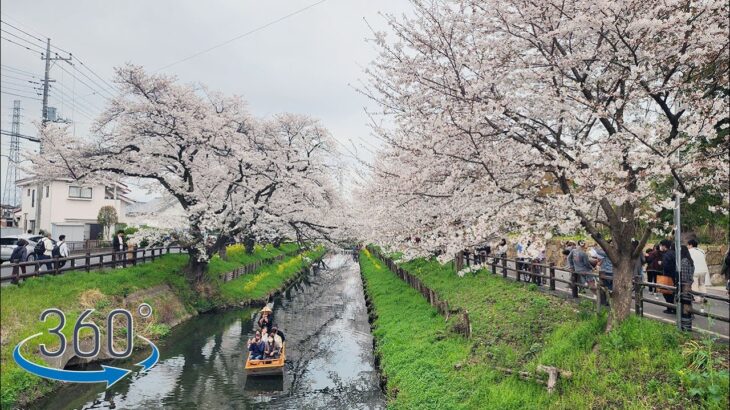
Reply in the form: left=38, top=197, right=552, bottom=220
left=607, top=252, right=635, bottom=332
left=244, top=235, right=255, bottom=254
left=186, top=248, right=209, bottom=283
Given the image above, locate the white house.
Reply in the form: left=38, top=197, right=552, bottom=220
left=15, top=177, right=134, bottom=241
left=125, top=195, right=187, bottom=229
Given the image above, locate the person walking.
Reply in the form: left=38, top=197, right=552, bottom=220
left=53, top=235, right=70, bottom=269
left=112, top=230, right=127, bottom=268
left=678, top=245, right=695, bottom=331
left=9, top=239, right=29, bottom=283
left=687, top=239, right=709, bottom=303
left=35, top=232, right=54, bottom=270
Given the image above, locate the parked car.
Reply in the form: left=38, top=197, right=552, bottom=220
left=0, top=234, right=55, bottom=263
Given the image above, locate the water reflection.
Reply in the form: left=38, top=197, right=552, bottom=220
left=30, top=254, right=384, bottom=409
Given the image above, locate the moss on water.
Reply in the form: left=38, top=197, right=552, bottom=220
left=361, top=249, right=729, bottom=409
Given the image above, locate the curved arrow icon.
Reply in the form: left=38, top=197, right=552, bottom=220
left=135, top=335, right=159, bottom=372
left=13, top=333, right=131, bottom=387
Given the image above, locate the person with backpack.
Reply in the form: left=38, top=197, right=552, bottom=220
left=10, top=238, right=29, bottom=282
left=35, top=232, right=54, bottom=270
left=52, top=235, right=70, bottom=269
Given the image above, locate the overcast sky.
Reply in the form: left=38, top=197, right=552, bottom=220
left=1, top=0, right=410, bottom=202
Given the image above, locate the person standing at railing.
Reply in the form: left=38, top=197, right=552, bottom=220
left=568, top=240, right=594, bottom=293
left=645, top=244, right=664, bottom=296
left=687, top=239, right=709, bottom=304
left=593, top=239, right=613, bottom=307
left=660, top=240, right=677, bottom=314
left=112, top=230, right=128, bottom=268
left=496, top=239, right=508, bottom=259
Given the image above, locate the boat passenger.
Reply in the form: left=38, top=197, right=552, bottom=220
left=264, top=334, right=281, bottom=359
left=270, top=325, right=284, bottom=345
left=258, top=306, right=273, bottom=332
left=247, top=331, right=265, bottom=360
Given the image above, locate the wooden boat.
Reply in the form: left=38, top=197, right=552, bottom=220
left=245, top=342, right=285, bottom=376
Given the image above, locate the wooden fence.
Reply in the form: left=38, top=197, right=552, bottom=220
left=3, top=246, right=183, bottom=284
left=367, top=246, right=472, bottom=338
left=220, top=253, right=292, bottom=282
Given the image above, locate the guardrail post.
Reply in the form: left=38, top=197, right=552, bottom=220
left=634, top=281, right=643, bottom=317
left=516, top=259, right=521, bottom=282
left=166, top=246, right=170, bottom=255
left=501, top=258, right=507, bottom=278
left=142, top=249, right=146, bottom=262
left=570, top=271, right=579, bottom=298
left=53, top=257, right=60, bottom=275
left=112, top=251, right=117, bottom=269
left=85, top=251, right=91, bottom=272
left=11, top=264, right=20, bottom=284
left=549, top=262, right=555, bottom=291
left=491, top=258, right=497, bottom=275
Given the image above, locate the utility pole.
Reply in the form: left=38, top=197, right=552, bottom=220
left=1, top=100, right=22, bottom=207
left=33, top=38, right=71, bottom=234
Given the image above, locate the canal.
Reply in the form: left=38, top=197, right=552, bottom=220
left=31, top=254, right=385, bottom=409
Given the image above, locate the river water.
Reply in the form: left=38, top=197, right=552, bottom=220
left=30, top=254, right=385, bottom=409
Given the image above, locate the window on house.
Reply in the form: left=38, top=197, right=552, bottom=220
left=45, top=185, right=49, bottom=198
left=27, top=189, right=30, bottom=196
left=105, top=186, right=116, bottom=199
left=69, top=186, right=93, bottom=199
left=31, top=190, right=35, bottom=207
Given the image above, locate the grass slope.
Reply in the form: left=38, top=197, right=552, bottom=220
left=0, top=242, right=300, bottom=408
left=362, top=249, right=729, bottom=409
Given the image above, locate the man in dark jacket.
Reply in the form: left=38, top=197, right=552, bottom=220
left=660, top=240, right=677, bottom=314
left=112, top=230, right=127, bottom=267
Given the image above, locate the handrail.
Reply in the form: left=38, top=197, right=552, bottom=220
left=2, top=246, right=183, bottom=284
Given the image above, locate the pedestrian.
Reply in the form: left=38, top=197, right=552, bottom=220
left=678, top=245, right=695, bottom=330
left=632, top=239, right=646, bottom=282
left=9, top=238, right=29, bottom=283
left=646, top=244, right=664, bottom=295
left=112, top=230, right=127, bottom=267
left=496, top=238, right=508, bottom=259
left=53, top=234, right=70, bottom=269
left=593, top=239, right=613, bottom=306
left=568, top=240, right=594, bottom=293
left=687, top=239, right=709, bottom=303
left=659, top=240, right=677, bottom=314
left=35, top=231, right=54, bottom=270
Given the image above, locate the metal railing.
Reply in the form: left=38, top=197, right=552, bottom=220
left=467, top=255, right=730, bottom=327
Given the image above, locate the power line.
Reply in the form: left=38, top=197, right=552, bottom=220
left=56, top=64, right=111, bottom=101
left=155, top=0, right=329, bottom=72
left=73, top=55, right=118, bottom=93
left=0, top=36, right=44, bottom=55
left=0, top=18, right=45, bottom=43
left=1, top=64, right=36, bottom=76
left=0, top=27, right=45, bottom=50
left=0, top=90, right=41, bottom=101
left=1, top=73, right=39, bottom=83
left=0, top=83, right=40, bottom=95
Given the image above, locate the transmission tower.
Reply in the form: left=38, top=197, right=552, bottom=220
left=2, top=100, right=22, bottom=206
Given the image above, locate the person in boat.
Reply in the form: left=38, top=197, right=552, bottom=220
left=247, top=330, right=266, bottom=360
left=270, top=325, right=285, bottom=344
left=258, top=306, right=273, bottom=333
left=264, top=333, right=281, bottom=359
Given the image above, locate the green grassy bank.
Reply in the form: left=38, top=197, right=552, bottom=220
left=0, top=242, right=308, bottom=408
left=360, top=249, right=729, bottom=409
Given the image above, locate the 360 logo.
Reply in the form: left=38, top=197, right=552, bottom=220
left=12, top=303, right=159, bottom=388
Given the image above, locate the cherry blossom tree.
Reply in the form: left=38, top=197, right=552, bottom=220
left=358, top=0, right=729, bottom=328
left=29, top=65, right=341, bottom=283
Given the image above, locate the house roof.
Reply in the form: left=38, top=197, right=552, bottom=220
left=126, top=196, right=179, bottom=215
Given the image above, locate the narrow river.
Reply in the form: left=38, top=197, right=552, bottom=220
left=31, top=254, right=385, bottom=409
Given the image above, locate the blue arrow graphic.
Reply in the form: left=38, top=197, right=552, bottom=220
left=134, top=335, right=159, bottom=372
left=13, top=333, right=131, bottom=387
